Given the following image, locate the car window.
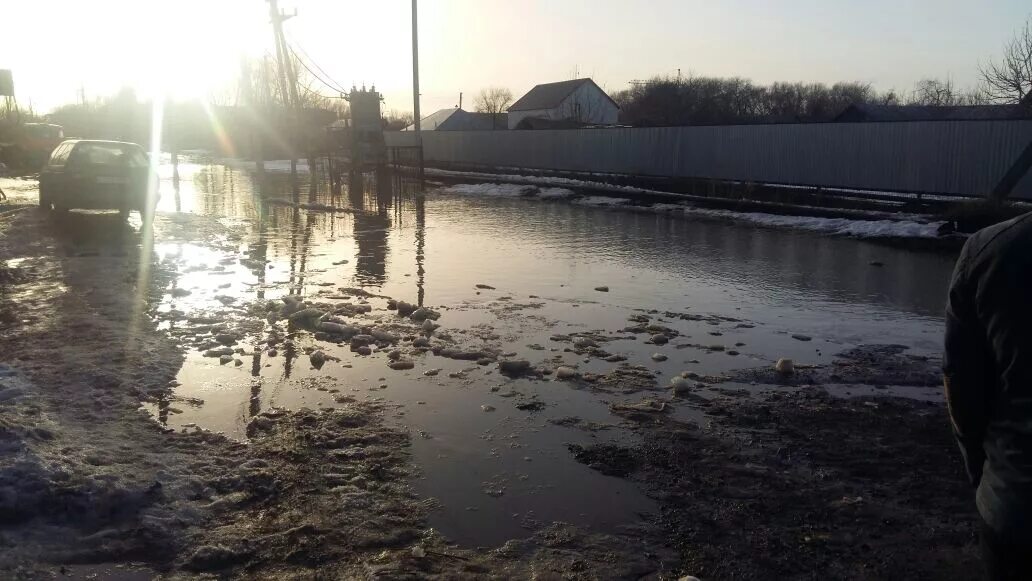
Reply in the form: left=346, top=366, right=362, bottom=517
left=70, top=143, right=135, bottom=167
left=126, top=148, right=149, bottom=168
left=48, top=143, right=73, bottom=167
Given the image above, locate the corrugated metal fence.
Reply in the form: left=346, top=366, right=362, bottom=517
left=385, top=120, right=1032, bottom=199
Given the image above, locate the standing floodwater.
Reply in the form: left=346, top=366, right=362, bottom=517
left=146, top=157, right=955, bottom=547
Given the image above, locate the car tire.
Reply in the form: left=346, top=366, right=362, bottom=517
left=139, top=201, right=157, bottom=224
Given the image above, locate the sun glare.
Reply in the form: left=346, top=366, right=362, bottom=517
left=1, top=1, right=270, bottom=110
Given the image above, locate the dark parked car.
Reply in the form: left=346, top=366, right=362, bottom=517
left=39, top=140, right=158, bottom=219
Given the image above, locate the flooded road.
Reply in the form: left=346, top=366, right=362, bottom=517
left=140, top=155, right=957, bottom=549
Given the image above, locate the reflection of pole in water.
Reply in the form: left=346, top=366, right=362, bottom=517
left=293, top=213, right=316, bottom=296
left=249, top=377, right=262, bottom=418
left=308, top=153, right=318, bottom=203
left=291, top=165, right=300, bottom=203
left=415, top=190, right=426, bottom=306
left=288, top=207, right=300, bottom=289
left=253, top=207, right=269, bottom=300
left=171, top=149, right=181, bottom=212
left=157, top=397, right=169, bottom=426
left=282, top=338, right=296, bottom=379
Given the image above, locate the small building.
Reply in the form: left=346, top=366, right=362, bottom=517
left=507, top=78, right=619, bottom=130
left=404, top=108, right=507, bottom=131
left=343, top=86, right=386, bottom=167
left=834, top=103, right=1032, bottom=122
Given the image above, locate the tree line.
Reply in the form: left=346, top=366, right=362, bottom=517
left=478, top=16, right=1032, bottom=128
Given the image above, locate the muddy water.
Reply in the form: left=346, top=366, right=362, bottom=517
left=146, top=157, right=956, bottom=547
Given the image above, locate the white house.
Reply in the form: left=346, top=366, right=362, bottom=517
left=507, top=78, right=620, bottom=129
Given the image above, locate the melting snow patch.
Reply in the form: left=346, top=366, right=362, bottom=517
left=573, top=196, right=631, bottom=207
left=442, top=183, right=537, bottom=197
left=681, top=206, right=945, bottom=238
left=429, top=174, right=944, bottom=239
left=536, top=187, right=576, bottom=199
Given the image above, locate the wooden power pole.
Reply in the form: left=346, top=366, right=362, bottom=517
left=267, top=0, right=298, bottom=183
left=412, top=0, right=424, bottom=183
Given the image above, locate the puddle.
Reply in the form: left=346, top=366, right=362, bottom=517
left=143, top=155, right=955, bottom=547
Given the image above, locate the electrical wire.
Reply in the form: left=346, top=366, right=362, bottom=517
left=290, top=47, right=349, bottom=99
left=297, top=82, right=341, bottom=102
left=284, top=36, right=348, bottom=95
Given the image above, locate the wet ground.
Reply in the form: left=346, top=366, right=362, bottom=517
left=0, top=157, right=981, bottom=579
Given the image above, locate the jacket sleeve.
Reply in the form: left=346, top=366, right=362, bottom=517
left=943, top=240, right=991, bottom=487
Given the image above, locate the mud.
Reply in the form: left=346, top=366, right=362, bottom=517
left=567, top=387, right=978, bottom=579
left=708, top=344, right=943, bottom=388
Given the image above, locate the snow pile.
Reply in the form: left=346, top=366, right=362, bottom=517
left=440, top=183, right=576, bottom=200
left=573, top=196, right=631, bottom=207
left=681, top=206, right=945, bottom=238
left=431, top=178, right=946, bottom=239
left=442, top=183, right=537, bottom=197
left=428, top=168, right=628, bottom=193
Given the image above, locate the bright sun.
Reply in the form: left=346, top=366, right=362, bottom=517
left=1, top=1, right=271, bottom=109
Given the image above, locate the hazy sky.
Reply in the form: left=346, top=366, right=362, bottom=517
left=1, top=0, right=1028, bottom=116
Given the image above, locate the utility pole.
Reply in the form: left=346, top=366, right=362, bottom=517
left=411, top=0, right=424, bottom=183
left=459, top=92, right=463, bottom=110
left=267, top=0, right=298, bottom=183
left=241, top=57, right=265, bottom=183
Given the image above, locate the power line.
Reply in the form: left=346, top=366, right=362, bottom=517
left=284, top=36, right=348, bottom=94
left=288, top=45, right=348, bottom=97
left=289, top=37, right=348, bottom=93
left=297, top=82, right=343, bottom=102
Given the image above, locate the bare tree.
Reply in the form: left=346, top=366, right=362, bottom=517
left=383, top=110, right=414, bottom=131
left=909, top=78, right=960, bottom=106
left=979, top=17, right=1032, bottom=104
left=473, top=87, right=514, bottom=114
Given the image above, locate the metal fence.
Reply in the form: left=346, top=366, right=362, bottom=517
left=386, top=120, right=1032, bottom=199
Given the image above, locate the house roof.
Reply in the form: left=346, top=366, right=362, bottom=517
left=404, top=108, right=507, bottom=131
left=509, top=78, right=619, bottom=112
left=834, top=103, right=1032, bottom=122
left=461, top=112, right=508, bottom=130
left=404, top=108, right=460, bottom=130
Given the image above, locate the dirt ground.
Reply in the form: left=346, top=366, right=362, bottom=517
left=0, top=202, right=981, bottom=580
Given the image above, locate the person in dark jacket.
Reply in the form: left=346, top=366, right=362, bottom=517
left=944, top=212, right=1032, bottom=580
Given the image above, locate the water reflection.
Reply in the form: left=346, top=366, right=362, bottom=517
left=147, top=157, right=960, bottom=547
left=346, top=172, right=391, bottom=287
left=156, top=156, right=954, bottom=333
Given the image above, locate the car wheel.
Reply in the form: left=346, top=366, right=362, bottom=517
left=139, top=201, right=157, bottom=224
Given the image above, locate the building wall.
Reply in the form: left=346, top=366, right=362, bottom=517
left=507, top=83, right=620, bottom=129
left=560, top=82, right=619, bottom=125
left=507, top=108, right=552, bottom=129
left=386, top=120, right=1032, bottom=198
